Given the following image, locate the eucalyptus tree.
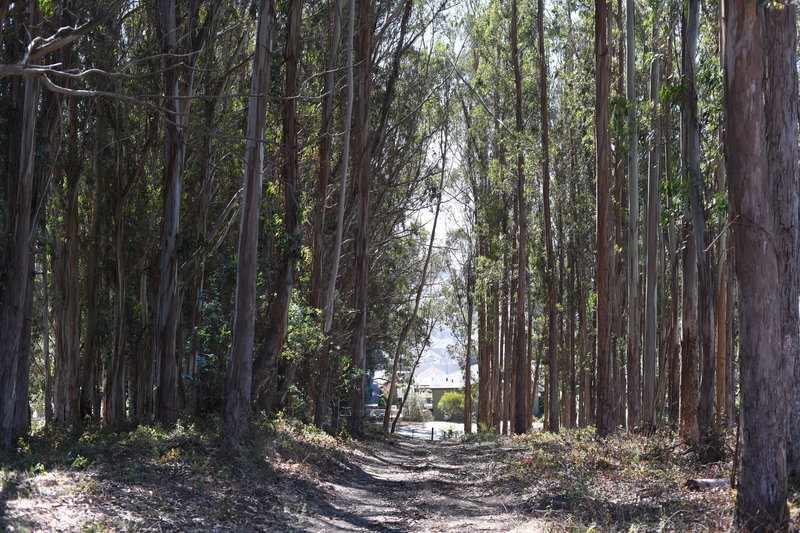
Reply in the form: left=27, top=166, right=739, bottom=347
left=535, top=0, right=557, bottom=435
left=624, top=0, right=640, bottom=431
left=0, top=7, right=41, bottom=451
left=154, top=0, right=221, bottom=427
left=250, top=0, right=304, bottom=409
left=642, top=48, right=660, bottom=431
left=723, top=0, right=797, bottom=528
left=0, top=0, right=126, bottom=449
left=507, top=0, right=526, bottom=434
left=595, top=0, right=614, bottom=438
left=222, top=0, right=276, bottom=443
left=681, top=0, right=716, bottom=448
left=50, top=10, right=82, bottom=431
left=347, top=0, right=374, bottom=438
left=314, top=0, right=351, bottom=429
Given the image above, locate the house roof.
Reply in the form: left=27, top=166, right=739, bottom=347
left=415, top=368, right=463, bottom=390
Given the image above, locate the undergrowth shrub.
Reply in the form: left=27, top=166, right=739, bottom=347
left=438, top=392, right=464, bottom=422
left=402, top=392, right=431, bottom=422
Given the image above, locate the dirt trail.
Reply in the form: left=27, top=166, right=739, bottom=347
left=302, top=438, right=542, bottom=532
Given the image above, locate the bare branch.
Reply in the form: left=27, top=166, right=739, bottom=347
left=25, top=0, right=127, bottom=62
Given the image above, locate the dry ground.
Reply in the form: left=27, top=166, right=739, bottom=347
left=301, top=438, right=542, bottom=532
left=0, top=418, right=788, bottom=532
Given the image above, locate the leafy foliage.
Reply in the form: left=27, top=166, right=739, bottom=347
left=438, top=392, right=465, bottom=422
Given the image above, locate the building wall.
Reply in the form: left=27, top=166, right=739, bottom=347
left=432, top=388, right=458, bottom=421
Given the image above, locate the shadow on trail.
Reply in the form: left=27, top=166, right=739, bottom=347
left=521, top=491, right=709, bottom=529
left=0, top=473, right=22, bottom=529
left=302, top=437, right=528, bottom=532
left=303, top=459, right=410, bottom=532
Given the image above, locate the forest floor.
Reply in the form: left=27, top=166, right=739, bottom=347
left=0, top=417, right=792, bottom=532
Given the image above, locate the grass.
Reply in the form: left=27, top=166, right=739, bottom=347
left=0, top=414, right=355, bottom=532
left=498, top=428, right=737, bottom=532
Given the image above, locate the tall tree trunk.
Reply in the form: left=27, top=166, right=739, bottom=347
left=223, top=0, right=276, bottom=442
left=525, top=286, right=533, bottom=423
left=566, top=249, right=577, bottom=428
left=665, top=178, right=680, bottom=427
left=104, top=130, right=126, bottom=429
left=511, top=0, right=529, bottom=435
left=251, top=0, right=302, bottom=405
left=556, top=211, right=566, bottom=429
left=531, top=334, right=542, bottom=421
left=348, top=0, right=373, bottom=438
left=185, top=100, right=215, bottom=416
left=154, top=0, right=188, bottom=426
left=311, top=2, right=340, bottom=312
left=37, top=91, right=61, bottom=428
left=321, top=0, right=355, bottom=335
left=726, top=268, right=735, bottom=431
left=766, top=0, right=799, bottom=506
left=642, top=52, right=660, bottom=431
left=715, top=235, right=729, bottom=431
left=662, top=19, right=681, bottom=429
left=275, top=0, right=303, bottom=412
left=54, top=100, right=81, bottom=429
left=724, top=1, right=792, bottom=528
left=42, top=228, right=53, bottom=425
left=502, top=272, right=513, bottom=434
left=478, top=238, right=491, bottom=430
left=715, top=124, right=731, bottom=433
left=612, top=0, right=626, bottom=432
left=15, top=269, right=35, bottom=438
left=310, top=1, right=341, bottom=429
left=464, top=280, right=474, bottom=434
left=666, top=235, right=681, bottom=428
left=81, top=125, right=103, bottom=420
left=492, top=282, right=501, bottom=432
left=136, top=267, right=153, bottom=419
left=577, top=266, right=590, bottom=428
left=595, top=0, right=614, bottom=438
left=499, top=284, right=507, bottom=434
left=682, top=0, right=716, bottom=445
left=680, top=230, right=700, bottom=443
left=0, top=68, right=39, bottom=450
left=533, top=0, right=557, bottom=435
left=625, top=0, right=640, bottom=431
left=614, top=332, right=625, bottom=427
left=766, top=6, right=800, bottom=484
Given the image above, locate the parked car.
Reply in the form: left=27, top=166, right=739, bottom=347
left=368, top=406, right=401, bottom=421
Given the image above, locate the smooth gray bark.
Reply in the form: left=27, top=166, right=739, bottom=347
left=348, top=0, right=373, bottom=438
left=323, top=0, right=355, bottom=335
left=154, top=0, right=187, bottom=426
left=681, top=0, right=716, bottom=443
left=642, top=54, right=660, bottom=430
left=625, top=0, right=640, bottom=431
left=223, top=0, right=276, bottom=442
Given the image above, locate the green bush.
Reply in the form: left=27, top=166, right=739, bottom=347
left=438, top=392, right=465, bottom=422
